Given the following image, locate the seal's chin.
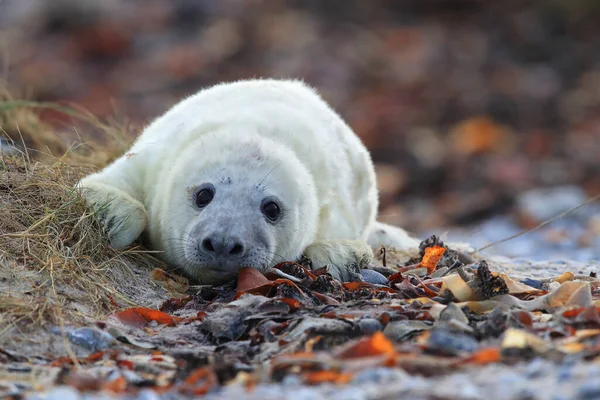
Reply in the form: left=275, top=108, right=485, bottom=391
left=184, top=265, right=238, bottom=285
left=182, top=260, right=271, bottom=285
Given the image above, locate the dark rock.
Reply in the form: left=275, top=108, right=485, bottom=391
left=426, top=328, right=479, bottom=355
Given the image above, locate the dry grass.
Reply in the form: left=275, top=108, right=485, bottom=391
left=0, top=87, right=168, bottom=345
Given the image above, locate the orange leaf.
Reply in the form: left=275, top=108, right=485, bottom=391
left=420, top=246, right=446, bottom=274
left=102, top=376, right=127, bottom=393
left=462, top=347, right=501, bottom=365
left=86, top=351, right=104, bottom=362
left=338, top=331, right=395, bottom=359
left=563, top=307, right=585, bottom=318
left=50, top=356, right=75, bottom=367
left=117, top=360, right=135, bottom=370
left=237, top=267, right=272, bottom=292
left=181, top=367, right=217, bottom=396
left=304, top=370, right=353, bottom=385
left=449, top=116, right=513, bottom=155
left=343, top=281, right=372, bottom=291
left=277, top=351, right=315, bottom=361
left=279, top=298, right=303, bottom=311
left=113, top=307, right=184, bottom=329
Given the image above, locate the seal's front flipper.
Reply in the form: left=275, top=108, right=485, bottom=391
left=77, top=181, right=148, bottom=249
left=303, top=240, right=373, bottom=282
left=367, top=221, right=420, bottom=252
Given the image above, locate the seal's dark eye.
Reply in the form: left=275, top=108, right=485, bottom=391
left=195, top=187, right=214, bottom=208
left=262, top=200, right=281, bottom=221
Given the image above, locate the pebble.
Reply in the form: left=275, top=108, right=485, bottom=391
left=520, top=278, right=543, bottom=290
left=358, top=317, right=383, bottom=335
left=0, top=138, right=18, bottom=155
left=425, top=328, right=478, bottom=354
left=360, top=269, right=388, bottom=285
left=50, top=326, right=115, bottom=352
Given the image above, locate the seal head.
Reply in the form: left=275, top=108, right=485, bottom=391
left=151, top=130, right=318, bottom=284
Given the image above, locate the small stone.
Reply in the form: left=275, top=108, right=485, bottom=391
left=520, top=278, right=543, bottom=290
left=0, top=138, right=18, bottom=155
left=358, top=317, right=383, bottom=334
left=426, top=328, right=478, bottom=354
left=67, top=327, right=115, bottom=352
left=360, top=269, right=388, bottom=285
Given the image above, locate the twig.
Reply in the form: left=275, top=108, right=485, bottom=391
left=476, top=192, right=600, bottom=252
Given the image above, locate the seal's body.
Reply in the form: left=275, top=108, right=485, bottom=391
left=79, top=79, right=419, bottom=283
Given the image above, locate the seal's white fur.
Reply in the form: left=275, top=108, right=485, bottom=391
left=78, top=79, right=420, bottom=283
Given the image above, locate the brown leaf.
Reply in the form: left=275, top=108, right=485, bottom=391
left=312, top=291, right=340, bottom=305
left=237, top=267, right=272, bottom=292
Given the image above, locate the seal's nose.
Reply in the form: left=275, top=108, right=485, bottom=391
left=201, top=236, right=246, bottom=258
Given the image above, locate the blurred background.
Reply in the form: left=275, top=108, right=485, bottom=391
left=1, top=0, right=600, bottom=261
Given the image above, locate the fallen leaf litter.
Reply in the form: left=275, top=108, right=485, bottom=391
left=3, top=235, right=600, bottom=398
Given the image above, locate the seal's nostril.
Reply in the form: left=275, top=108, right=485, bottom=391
left=202, top=238, right=215, bottom=252
left=230, top=243, right=244, bottom=255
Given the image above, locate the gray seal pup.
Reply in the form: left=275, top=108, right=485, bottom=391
left=78, top=79, right=420, bottom=284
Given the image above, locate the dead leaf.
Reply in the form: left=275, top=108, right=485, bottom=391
left=181, top=367, right=217, bottom=396
left=555, top=272, right=575, bottom=284
left=440, top=274, right=474, bottom=301
left=461, top=347, right=501, bottom=365
left=499, top=273, right=543, bottom=294
left=237, top=267, right=272, bottom=292
left=151, top=268, right=190, bottom=296
left=449, top=116, right=514, bottom=155
left=337, top=331, right=396, bottom=359
left=101, top=375, right=127, bottom=393
left=304, top=370, right=353, bottom=385
left=501, top=328, right=553, bottom=354
left=112, top=307, right=185, bottom=329
left=420, top=246, right=446, bottom=273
